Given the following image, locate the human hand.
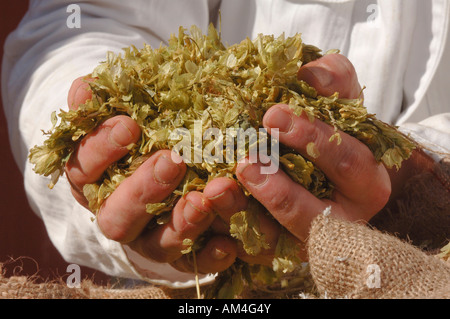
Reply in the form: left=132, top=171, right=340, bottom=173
left=235, top=53, right=436, bottom=260
left=210, top=54, right=394, bottom=264
left=241, top=53, right=391, bottom=242
left=146, top=53, right=393, bottom=267
left=64, top=76, right=238, bottom=274
left=217, top=54, right=435, bottom=265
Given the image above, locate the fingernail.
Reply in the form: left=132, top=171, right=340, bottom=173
left=153, top=155, right=181, bottom=184
left=264, top=107, right=293, bottom=134
left=109, top=120, right=134, bottom=147
left=298, top=66, right=333, bottom=89
left=207, top=189, right=235, bottom=210
left=213, top=248, right=229, bottom=260
left=237, top=162, right=269, bottom=187
left=185, top=199, right=210, bottom=224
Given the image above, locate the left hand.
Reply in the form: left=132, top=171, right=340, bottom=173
left=66, top=76, right=239, bottom=275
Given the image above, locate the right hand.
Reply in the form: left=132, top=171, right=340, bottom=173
left=64, top=76, right=240, bottom=275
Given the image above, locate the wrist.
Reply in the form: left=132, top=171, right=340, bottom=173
left=386, top=148, right=435, bottom=201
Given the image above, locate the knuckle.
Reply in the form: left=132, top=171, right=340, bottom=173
left=267, top=186, right=293, bottom=214
left=100, top=224, right=132, bottom=244
left=97, top=209, right=136, bottom=244
left=300, top=121, right=320, bottom=144
left=334, top=148, right=367, bottom=180
left=139, top=240, right=174, bottom=263
left=146, top=247, right=174, bottom=263
left=65, top=161, right=89, bottom=190
left=183, top=192, right=213, bottom=225
left=170, top=257, right=193, bottom=273
left=70, top=187, right=89, bottom=208
left=337, top=156, right=391, bottom=219
left=290, top=116, right=322, bottom=151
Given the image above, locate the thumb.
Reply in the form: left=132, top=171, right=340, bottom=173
left=298, top=53, right=362, bottom=99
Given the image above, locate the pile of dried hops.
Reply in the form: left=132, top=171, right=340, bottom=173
left=29, top=24, right=416, bottom=298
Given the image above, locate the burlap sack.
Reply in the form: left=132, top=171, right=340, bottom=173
left=307, top=214, right=450, bottom=299
left=0, top=266, right=197, bottom=299
left=1, top=218, right=448, bottom=299
left=306, top=157, right=450, bottom=299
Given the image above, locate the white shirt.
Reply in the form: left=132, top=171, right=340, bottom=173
left=2, top=0, right=450, bottom=288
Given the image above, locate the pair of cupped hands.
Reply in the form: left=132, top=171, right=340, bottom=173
left=65, top=54, right=401, bottom=275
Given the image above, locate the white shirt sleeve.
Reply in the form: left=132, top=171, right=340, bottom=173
left=1, top=0, right=215, bottom=288
left=399, top=114, right=450, bottom=162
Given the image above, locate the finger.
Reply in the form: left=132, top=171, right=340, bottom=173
left=236, top=157, right=328, bottom=242
left=298, top=53, right=362, bottom=99
left=70, top=186, right=90, bottom=209
left=171, top=236, right=237, bottom=274
left=97, top=150, right=186, bottom=243
left=203, top=177, right=290, bottom=264
left=203, top=177, right=249, bottom=223
left=65, top=115, right=141, bottom=191
left=203, top=177, right=248, bottom=235
left=263, top=104, right=391, bottom=214
left=68, top=76, right=95, bottom=110
left=195, top=236, right=237, bottom=273
left=128, top=191, right=215, bottom=262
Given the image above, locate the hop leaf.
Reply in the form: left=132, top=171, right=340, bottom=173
left=230, top=201, right=270, bottom=256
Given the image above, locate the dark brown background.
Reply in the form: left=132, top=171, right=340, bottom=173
left=0, top=2, right=109, bottom=285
